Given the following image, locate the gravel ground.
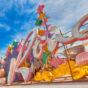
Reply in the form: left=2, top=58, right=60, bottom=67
left=1, top=82, right=88, bottom=88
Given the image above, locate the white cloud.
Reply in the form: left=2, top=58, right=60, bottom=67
left=1, top=0, right=88, bottom=55
left=0, top=49, right=6, bottom=55
left=12, top=32, right=28, bottom=42
left=1, top=0, right=88, bottom=31
left=21, top=20, right=35, bottom=30
left=13, top=0, right=36, bottom=15
left=11, top=28, right=32, bottom=42
left=37, top=0, right=88, bottom=33
left=0, top=0, right=13, bottom=13
left=0, top=24, right=10, bottom=31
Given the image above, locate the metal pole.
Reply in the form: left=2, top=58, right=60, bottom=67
left=59, top=29, right=74, bottom=80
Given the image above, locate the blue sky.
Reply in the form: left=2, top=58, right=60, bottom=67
left=0, top=0, right=88, bottom=55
